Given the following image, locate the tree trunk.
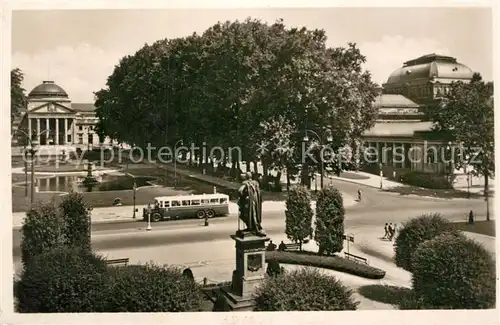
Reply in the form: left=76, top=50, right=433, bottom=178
left=286, top=167, right=291, bottom=192
left=246, top=161, right=251, bottom=172
left=275, top=170, right=282, bottom=191
left=253, top=160, right=258, bottom=175
left=484, top=172, right=490, bottom=221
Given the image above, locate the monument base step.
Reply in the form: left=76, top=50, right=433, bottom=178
left=219, top=285, right=255, bottom=311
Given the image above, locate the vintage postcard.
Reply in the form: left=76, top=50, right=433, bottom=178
left=1, top=1, right=498, bottom=324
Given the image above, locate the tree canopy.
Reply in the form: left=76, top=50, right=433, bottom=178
left=427, top=73, right=494, bottom=218
left=94, top=18, right=378, bottom=180
left=11, top=68, right=28, bottom=117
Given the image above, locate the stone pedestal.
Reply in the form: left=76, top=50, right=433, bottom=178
left=219, top=232, right=270, bottom=311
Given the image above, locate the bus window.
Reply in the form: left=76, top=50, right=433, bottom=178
left=201, top=199, right=210, bottom=204
left=182, top=200, right=191, bottom=206
left=220, top=198, right=228, bottom=204
left=210, top=198, right=219, bottom=204
left=191, top=200, right=200, bottom=206
left=164, top=201, right=170, bottom=208
left=172, top=200, right=181, bottom=207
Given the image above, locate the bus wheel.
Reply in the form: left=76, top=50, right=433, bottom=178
left=206, top=209, right=215, bottom=218
left=151, top=212, right=162, bottom=222
left=196, top=210, right=206, bottom=219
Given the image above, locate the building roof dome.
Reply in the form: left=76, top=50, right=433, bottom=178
left=385, top=54, right=474, bottom=85
left=28, top=81, right=68, bottom=98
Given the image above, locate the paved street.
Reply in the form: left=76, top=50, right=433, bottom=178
left=12, top=178, right=491, bottom=259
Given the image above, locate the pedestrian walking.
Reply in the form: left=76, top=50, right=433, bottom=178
left=388, top=223, right=395, bottom=240
left=468, top=210, right=475, bottom=224
left=358, top=189, right=362, bottom=202
left=383, top=223, right=389, bottom=239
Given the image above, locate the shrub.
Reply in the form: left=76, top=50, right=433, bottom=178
left=411, top=233, right=496, bottom=309
left=285, top=185, right=313, bottom=250
left=266, top=259, right=282, bottom=277
left=400, top=171, right=454, bottom=189
left=314, top=186, right=345, bottom=255
left=59, top=192, right=92, bottom=251
left=16, top=247, right=108, bottom=313
left=103, top=263, right=203, bottom=312
left=254, top=268, right=359, bottom=311
left=265, top=250, right=385, bottom=279
left=357, top=285, right=413, bottom=306
left=20, top=203, right=66, bottom=267
left=394, top=213, right=460, bottom=272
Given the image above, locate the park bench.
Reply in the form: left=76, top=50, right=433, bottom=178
left=105, top=258, right=130, bottom=266
left=344, top=252, right=368, bottom=264
left=284, top=243, right=301, bottom=251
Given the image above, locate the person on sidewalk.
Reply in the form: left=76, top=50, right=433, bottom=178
left=357, top=189, right=362, bottom=202
left=383, top=223, right=389, bottom=239
left=468, top=210, right=475, bottom=224
left=278, top=241, right=287, bottom=251
left=266, top=240, right=277, bottom=251
left=388, top=223, right=395, bottom=241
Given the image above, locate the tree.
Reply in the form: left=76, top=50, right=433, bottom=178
left=20, top=203, right=66, bottom=267
left=254, top=268, right=358, bottom=311
left=314, top=186, right=345, bottom=255
left=16, top=247, right=108, bottom=312
left=394, top=213, right=460, bottom=272
left=411, top=233, right=495, bottom=309
left=11, top=68, right=28, bottom=117
left=94, top=19, right=378, bottom=181
left=285, top=185, right=313, bottom=250
left=59, top=192, right=92, bottom=251
left=427, top=73, right=494, bottom=220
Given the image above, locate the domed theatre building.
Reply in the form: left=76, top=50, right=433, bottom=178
left=13, top=80, right=110, bottom=155
left=361, top=53, right=475, bottom=177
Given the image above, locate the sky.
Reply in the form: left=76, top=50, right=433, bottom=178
left=11, top=7, right=493, bottom=103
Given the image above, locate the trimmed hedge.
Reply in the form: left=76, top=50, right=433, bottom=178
left=59, top=192, right=92, bottom=251
left=314, top=186, right=345, bottom=255
left=394, top=213, right=460, bottom=272
left=265, top=250, right=385, bottom=279
left=20, top=204, right=66, bottom=267
left=103, top=263, right=204, bottom=312
left=411, top=233, right=496, bottom=309
left=400, top=171, right=454, bottom=189
left=16, top=247, right=108, bottom=313
left=357, top=285, right=413, bottom=306
left=285, top=185, right=313, bottom=248
left=254, top=268, right=359, bottom=311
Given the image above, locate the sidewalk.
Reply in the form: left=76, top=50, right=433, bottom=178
left=328, top=171, right=404, bottom=190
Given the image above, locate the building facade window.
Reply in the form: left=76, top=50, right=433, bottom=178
left=78, top=135, right=83, bottom=144
left=79, top=125, right=83, bottom=131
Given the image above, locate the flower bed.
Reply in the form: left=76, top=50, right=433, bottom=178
left=265, top=250, right=386, bottom=279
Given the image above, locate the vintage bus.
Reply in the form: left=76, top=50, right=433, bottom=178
left=142, top=193, right=230, bottom=222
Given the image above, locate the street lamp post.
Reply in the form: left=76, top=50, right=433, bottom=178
left=379, top=163, right=383, bottom=189
left=446, top=141, right=453, bottom=182
left=146, top=211, right=152, bottom=231
left=132, top=178, right=137, bottom=219
left=173, top=140, right=183, bottom=188
left=304, top=129, right=333, bottom=189
left=18, top=129, right=48, bottom=208
left=24, top=147, right=28, bottom=197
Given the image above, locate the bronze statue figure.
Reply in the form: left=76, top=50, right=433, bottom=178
left=237, top=172, right=265, bottom=236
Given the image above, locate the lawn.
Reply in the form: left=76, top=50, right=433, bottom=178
left=265, top=250, right=386, bottom=279
left=450, top=220, right=495, bottom=237
left=384, top=185, right=483, bottom=199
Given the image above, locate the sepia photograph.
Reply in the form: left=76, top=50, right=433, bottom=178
left=2, top=1, right=498, bottom=324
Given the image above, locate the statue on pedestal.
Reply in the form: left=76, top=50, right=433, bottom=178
left=237, top=172, right=265, bottom=236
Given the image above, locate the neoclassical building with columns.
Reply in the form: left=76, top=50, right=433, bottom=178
left=12, top=80, right=111, bottom=155
left=361, top=53, right=476, bottom=176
